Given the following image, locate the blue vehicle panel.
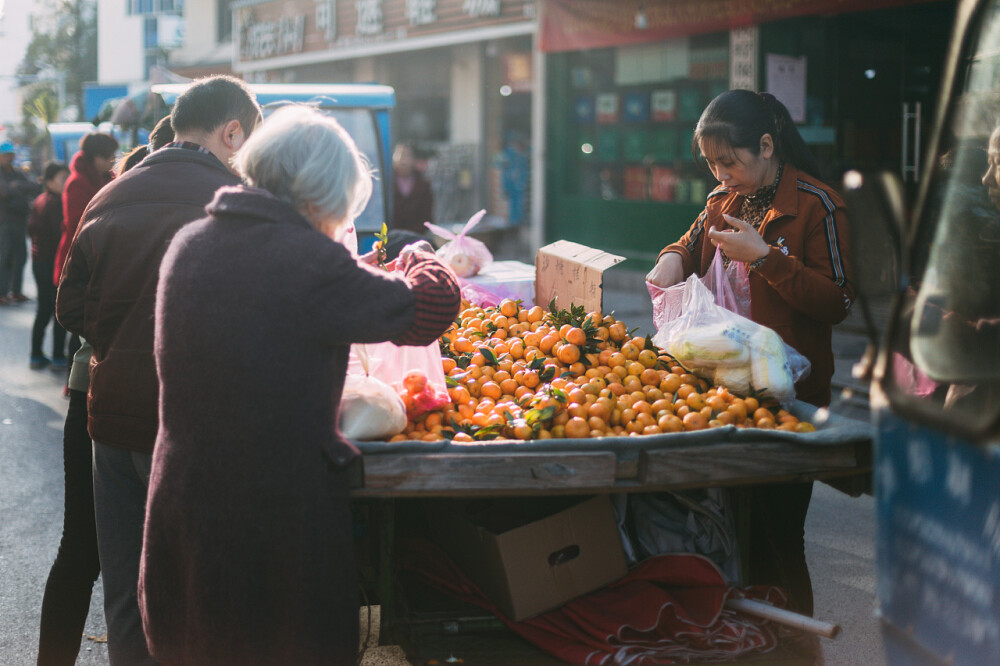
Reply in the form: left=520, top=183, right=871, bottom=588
left=875, top=408, right=1000, bottom=664
left=48, top=122, right=150, bottom=163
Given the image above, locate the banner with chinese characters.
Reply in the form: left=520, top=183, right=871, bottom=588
left=540, top=0, right=940, bottom=52
left=236, top=0, right=536, bottom=65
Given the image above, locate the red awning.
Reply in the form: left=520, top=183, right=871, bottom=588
left=540, top=0, right=943, bottom=52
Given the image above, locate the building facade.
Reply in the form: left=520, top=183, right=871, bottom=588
left=540, top=0, right=956, bottom=264
left=228, top=0, right=539, bottom=252
left=0, top=0, right=39, bottom=133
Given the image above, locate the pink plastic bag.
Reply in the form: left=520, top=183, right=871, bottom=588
left=425, top=210, right=494, bottom=278
left=648, top=247, right=751, bottom=331
left=343, top=243, right=451, bottom=419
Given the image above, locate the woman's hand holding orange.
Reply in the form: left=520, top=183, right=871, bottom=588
left=708, top=213, right=770, bottom=264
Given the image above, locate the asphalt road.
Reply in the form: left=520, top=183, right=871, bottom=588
left=2, top=272, right=885, bottom=665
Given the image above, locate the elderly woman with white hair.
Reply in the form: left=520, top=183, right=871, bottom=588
left=138, top=105, right=461, bottom=665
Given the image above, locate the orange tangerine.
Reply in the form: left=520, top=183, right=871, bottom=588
left=626, top=361, right=645, bottom=377
left=620, top=341, right=640, bottom=361
left=716, top=410, right=736, bottom=426
left=565, top=417, right=590, bottom=438
left=499, top=299, right=519, bottom=318
left=638, top=349, right=659, bottom=368
left=707, top=395, right=728, bottom=412
left=635, top=412, right=656, bottom=428
left=640, top=368, right=661, bottom=387
left=480, top=382, right=502, bottom=400
left=587, top=401, right=611, bottom=421
left=557, top=344, right=581, bottom=365
left=676, top=384, right=696, bottom=400
left=686, top=392, right=706, bottom=411
left=539, top=334, right=559, bottom=354
left=565, top=327, right=587, bottom=346
left=683, top=411, right=708, bottom=431
left=661, top=373, right=681, bottom=393
left=658, top=414, right=684, bottom=432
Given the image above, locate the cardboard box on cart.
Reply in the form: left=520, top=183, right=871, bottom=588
left=534, top=240, right=625, bottom=313
left=427, top=495, right=628, bottom=622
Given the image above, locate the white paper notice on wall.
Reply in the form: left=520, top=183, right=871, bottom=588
left=765, top=54, right=807, bottom=124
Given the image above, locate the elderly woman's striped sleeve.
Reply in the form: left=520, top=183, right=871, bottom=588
left=390, top=251, right=462, bottom=346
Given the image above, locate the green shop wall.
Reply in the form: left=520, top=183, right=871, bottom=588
left=544, top=50, right=714, bottom=271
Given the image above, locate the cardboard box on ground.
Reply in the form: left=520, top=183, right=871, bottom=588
left=426, top=495, right=628, bottom=622
left=535, top=241, right=626, bottom=314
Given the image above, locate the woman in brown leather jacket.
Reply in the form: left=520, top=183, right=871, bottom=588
left=647, top=90, right=855, bottom=616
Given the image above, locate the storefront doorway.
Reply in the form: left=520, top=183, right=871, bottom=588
left=834, top=2, right=956, bottom=202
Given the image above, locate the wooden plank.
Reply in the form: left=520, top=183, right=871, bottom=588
left=356, top=451, right=618, bottom=495
left=640, top=441, right=858, bottom=487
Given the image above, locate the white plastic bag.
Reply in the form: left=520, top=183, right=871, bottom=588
left=424, top=209, right=493, bottom=278
left=652, top=274, right=810, bottom=404
left=647, top=246, right=750, bottom=329
left=339, top=346, right=408, bottom=440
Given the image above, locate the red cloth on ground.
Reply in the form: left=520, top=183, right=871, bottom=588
left=397, top=538, right=783, bottom=665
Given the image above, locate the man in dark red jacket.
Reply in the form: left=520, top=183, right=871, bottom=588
left=56, top=76, right=261, bottom=666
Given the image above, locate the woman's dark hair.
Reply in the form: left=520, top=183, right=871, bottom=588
left=171, top=75, right=261, bottom=140
left=42, top=161, right=68, bottom=182
left=692, top=89, right=821, bottom=180
left=149, top=114, right=175, bottom=150
left=115, top=146, right=148, bottom=176
left=79, top=132, right=119, bottom=161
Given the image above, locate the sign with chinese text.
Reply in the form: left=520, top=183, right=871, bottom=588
left=236, top=0, right=535, bottom=65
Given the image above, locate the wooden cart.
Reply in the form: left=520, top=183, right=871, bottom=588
left=348, top=402, right=873, bottom=665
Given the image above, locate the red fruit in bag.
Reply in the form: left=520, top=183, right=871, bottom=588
left=402, top=370, right=429, bottom=395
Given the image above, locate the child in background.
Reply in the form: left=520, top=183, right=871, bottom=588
left=28, top=162, right=70, bottom=370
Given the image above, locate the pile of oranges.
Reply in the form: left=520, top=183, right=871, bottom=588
left=389, top=299, right=815, bottom=442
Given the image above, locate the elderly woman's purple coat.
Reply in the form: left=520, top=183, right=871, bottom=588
left=139, top=186, right=460, bottom=665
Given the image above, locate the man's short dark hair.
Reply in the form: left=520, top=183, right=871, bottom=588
left=170, top=76, right=261, bottom=138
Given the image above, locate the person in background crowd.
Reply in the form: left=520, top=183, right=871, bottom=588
left=0, top=141, right=40, bottom=304
left=36, top=115, right=180, bottom=666
left=140, top=105, right=460, bottom=665
left=28, top=162, right=70, bottom=370
left=391, top=141, right=435, bottom=233
left=647, top=90, right=854, bottom=616
left=113, top=115, right=175, bottom=177
left=56, top=75, right=262, bottom=666
left=52, top=132, right=117, bottom=369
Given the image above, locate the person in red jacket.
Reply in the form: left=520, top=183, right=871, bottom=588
left=27, top=162, right=70, bottom=369
left=53, top=133, right=117, bottom=286
left=647, top=90, right=854, bottom=617
left=53, top=133, right=117, bottom=365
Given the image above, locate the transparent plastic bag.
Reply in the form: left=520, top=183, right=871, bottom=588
left=339, top=346, right=407, bottom=440
left=424, top=209, right=493, bottom=278
left=647, top=247, right=750, bottom=329
left=652, top=274, right=811, bottom=404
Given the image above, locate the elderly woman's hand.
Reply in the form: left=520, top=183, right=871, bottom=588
left=707, top=214, right=770, bottom=264
left=397, top=240, right=435, bottom=261
left=646, top=252, right=685, bottom=288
